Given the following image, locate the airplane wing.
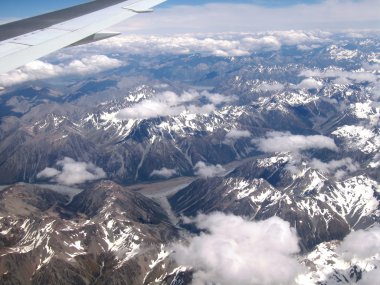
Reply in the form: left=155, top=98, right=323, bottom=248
left=0, top=0, right=166, bottom=74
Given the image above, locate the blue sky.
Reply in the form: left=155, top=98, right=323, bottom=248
left=1, top=0, right=379, bottom=32
left=1, top=0, right=322, bottom=17
left=160, top=0, right=321, bottom=7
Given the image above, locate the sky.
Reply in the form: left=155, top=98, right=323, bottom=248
left=1, top=0, right=380, bottom=33
left=118, top=0, right=380, bottom=33
left=0, top=0, right=352, bottom=17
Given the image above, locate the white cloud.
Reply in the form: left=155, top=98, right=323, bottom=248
left=283, top=153, right=305, bottom=175
left=186, top=104, right=216, bottom=115
left=333, top=76, right=352, bottom=85
left=364, top=63, right=380, bottom=71
left=0, top=55, right=122, bottom=87
left=348, top=72, right=378, bottom=83
left=172, top=212, right=302, bottom=285
left=372, top=81, right=380, bottom=100
left=309, top=158, right=359, bottom=179
left=298, top=226, right=380, bottom=285
left=36, top=167, right=60, bottom=179
left=193, top=161, right=226, bottom=178
left=338, top=225, right=380, bottom=285
left=37, top=157, right=106, bottom=186
left=358, top=269, right=380, bottom=285
left=94, top=31, right=330, bottom=58
left=96, top=34, right=250, bottom=57
left=242, top=35, right=282, bottom=51
left=297, top=44, right=321, bottom=51
left=297, top=78, right=323, bottom=89
left=150, top=167, right=177, bottom=179
left=114, top=1, right=380, bottom=34
left=117, top=99, right=183, bottom=120
left=206, top=92, right=237, bottom=104
left=300, top=69, right=379, bottom=84
left=252, top=131, right=338, bottom=153
left=224, top=128, right=251, bottom=144
left=281, top=154, right=358, bottom=178
left=116, top=90, right=233, bottom=120
left=339, top=225, right=380, bottom=260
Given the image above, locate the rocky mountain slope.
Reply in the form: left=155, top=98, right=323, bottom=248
left=0, top=31, right=379, bottom=284
left=0, top=181, right=182, bottom=285
left=169, top=155, right=379, bottom=250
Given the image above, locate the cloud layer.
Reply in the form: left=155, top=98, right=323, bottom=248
left=310, top=158, right=359, bottom=179
left=116, top=90, right=233, bottom=120
left=193, top=161, right=226, bottom=178
left=339, top=225, right=380, bottom=260
left=297, top=78, right=323, bottom=89
left=300, top=69, right=378, bottom=84
left=252, top=131, right=338, bottom=153
left=95, top=30, right=331, bottom=57
left=173, top=212, right=302, bottom=285
left=37, top=157, right=106, bottom=185
left=224, top=128, right=252, bottom=144
left=0, top=55, right=122, bottom=87
left=2, top=30, right=376, bottom=89
left=339, top=225, right=380, bottom=285
left=150, top=167, right=177, bottom=178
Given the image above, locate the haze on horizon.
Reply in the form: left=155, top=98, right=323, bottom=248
left=1, top=0, right=379, bottom=33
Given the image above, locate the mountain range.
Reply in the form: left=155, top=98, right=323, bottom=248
left=0, top=31, right=379, bottom=284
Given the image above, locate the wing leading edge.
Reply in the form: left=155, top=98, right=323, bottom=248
left=0, top=0, right=166, bottom=74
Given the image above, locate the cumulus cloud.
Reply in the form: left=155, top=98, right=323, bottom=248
left=172, top=212, right=302, bottom=285
left=96, top=34, right=249, bottom=57
left=297, top=44, right=321, bottom=51
left=150, top=167, right=177, bottom=179
left=364, top=63, right=380, bottom=71
left=37, top=167, right=60, bottom=178
left=242, top=35, right=282, bottom=51
left=339, top=225, right=380, bottom=260
left=337, top=225, right=380, bottom=285
left=297, top=226, right=380, bottom=285
left=300, top=69, right=379, bottom=85
left=223, top=128, right=251, bottom=144
left=372, top=81, right=380, bottom=100
left=358, top=269, right=380, bottom=285
left=206, top=92, right=237, bottom=104
left=193, top=161, right=226, bottom=178
left=0, top=55, right=122, bottom=87
left=297, top=78, right=323, bottom=89
left=309, top=158, right=359, bottom=179
left=94, top=30, right=331, bottom=58
left=116, top=90, right=233, bottom=120
left=252, top=131, right=338, bottom=153
left=37, top=157, right=106, bottom=185
left=117, top=99, right=184, bottom=120
left=114, top=1, right=379, bottom=34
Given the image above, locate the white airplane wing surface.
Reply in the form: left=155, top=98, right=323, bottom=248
left=0, top=0, right=166, bottom=74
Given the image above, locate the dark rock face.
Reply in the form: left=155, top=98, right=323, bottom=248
left=0, top=182, right=179, bottom=285
left=169, top=157, right=378, bottom=251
